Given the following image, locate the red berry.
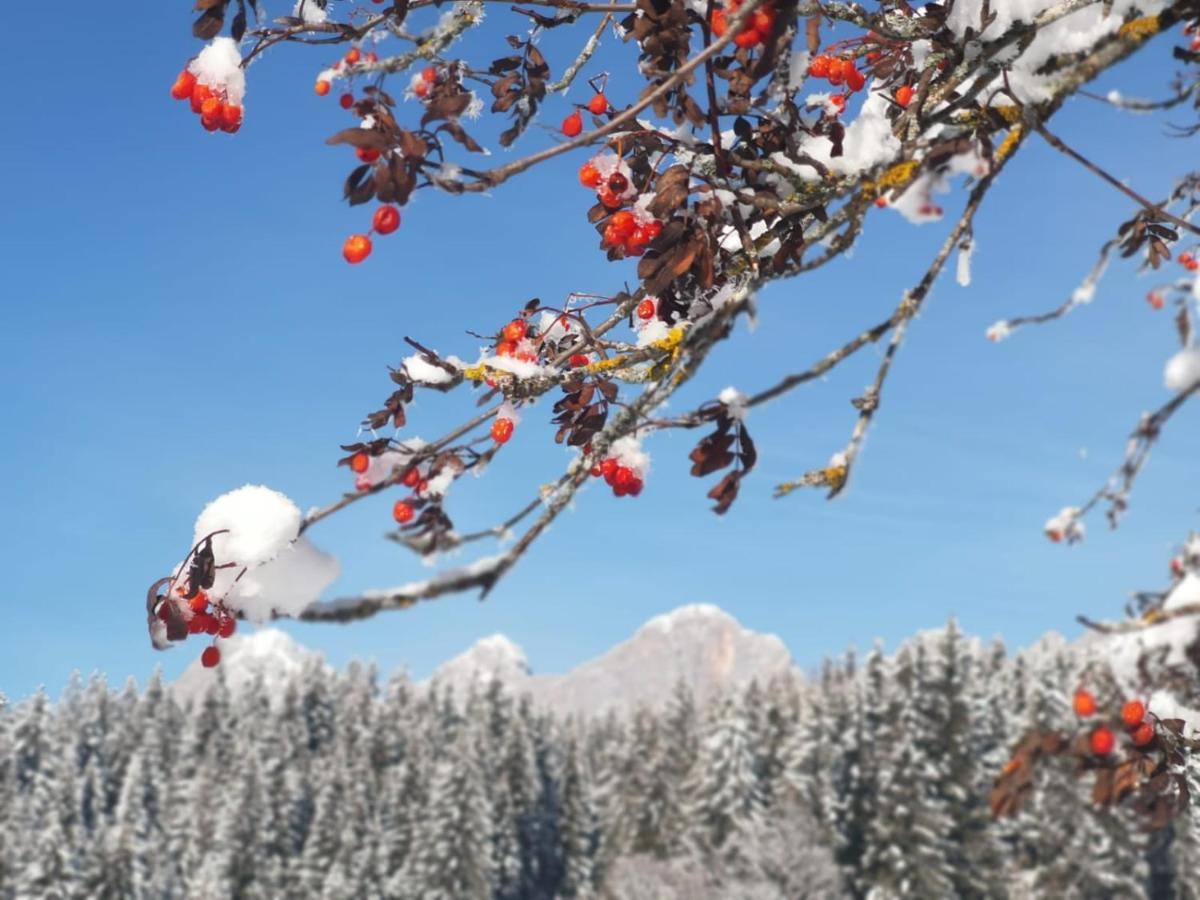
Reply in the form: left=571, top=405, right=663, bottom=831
left=597, top=187, right=622, bottom=209
left=588, top=94, right=609, bottom=115
left=218, top=617, right=236, bottom=639
left=711, top=9, right=727, bottom=37
left=570, top=354, right=590, bottom=368
left=1090, top=726, right=1115, bottom=755
left=403, top=467, right=421, bottom=488
left=809, top=55, right=830, bottom=79
left=752, top=8, right=775, bottom=33
left=845, top=65, right=866, bottom=92
left=496, top=339, right=518, bottom=357
left=414, top=81, right=430, bottom=99
left=827, top=58, right=846, bottom=86
left=895, top=84, right=914, bottom=107
left=393, top=500, right=415, bottom=524
left=733, top=28, right=762, bottom=49
left=643, top=220, right=663, bottom=239
left=201, top=646, right=221, bottom=668
left=350, top=452, right=370, bottom=474
left=628, top=476, right=644, bottom=497
left=417, top=479, right=429, bottom=494
left=1147, top=292, right=1164, bottom=310
left=601, top=457, right=618, bottom=484
left=219, top=103, right=243, bottom=134
left=171, top=69, right=197, bottom=101
left=1172, top=556, right=1185, bottom=575
left=343, top=234, right=372, bottom=264
left=421, top=66, right=438, bottom=83
left=190, top=82, right=212, bottom=113
left=187, top=615, right=207, bottom=635
left=373, top=205, right=401, bottom=235
left=1073, top=689, right=1097, bottom=717
left=1180, top=252, right=1194, bottom=266
left=315, top=80, right=331, bottom=96
left=579, top=162, right=602, bottom=188
left=607, top=172, right=629, bottom=195
left=204, top=616, right=221, bottom=636
left=1121, top=699, right=1146, bottom=728
left=625, top=228, right=650, bottom=256
left=637, top=298, right=656, bottom=320
left=875, top=196, right=888, bottom=208
left=340, top=92, right=355, bottom=109
left=614, top=466, right=634, bottom=490
left=356, top=147, right=381, bottom=163
left=1046, top=529, right=1062, bottom=543
left=200, top=95, right=222, bottom=121
left=366, top=52, right=378, bottom=62
left=830, top=93, right=848, bottom=113
left=502, top=319, right=527, bottom=342
left=591, top=463, right=603, bottom=477
left=1131, top=722, right=1155, bottom=747
left=491, top=417, right=515, bottom=444
left=609, top=210, right=637, bottom=240
left=188, top=592, right=210, bottom=614
left=346, top=48, right=361, bottom=65
left=562, top=111, right=583, bottom=137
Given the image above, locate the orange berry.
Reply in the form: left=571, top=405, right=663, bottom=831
left=346, top=47, right=361, bottom=65
left=587, top=93, right=609, bottom=115
left=1090, top=726, right=1115, bottom=755
left=315, top=79, right=331, bottom=96
left=733, top=28, right=762, bottom=49
left=491, top=417, right=515, bottom=444
left=809, top=55, right=830, bottom=79
left=171, top=69, right=197, bottom=100
left=1121, top=699, right=1146, bottom=728
left=393, top=500, right=415, bottom=524
left=752, top=8, right=775, bottom=33
left=1147, top=292, right=1164, bottom=310
left=562, top=110, right=583, bottom=137
left=874, top=196, right=888, bottom=208
left=598, top=186, right=622, bottom=209
left=637, top=298, right=656, bottom=320
left=1073, top=689, right=1097, bottom=717
left=845, top=66, right=865, bottom=92
left=372, top=205, right=401, bottom=235
left=1131, top=722, right=1155, bottom=747
left=220, top=103, right=243, bottom=132
left=343, top=234, right=372, bottom=264
left=625, top=228, right=651, bottom=256
left=895, top=84, right=914, bottom=108
left=711, top=8, right=727, bottom=37
left=579, top=162, right=602, bottom=188
left=190, top=82, right=212, bottom=114
left=188, top=592, right=210, bottom=613
left=350, top=452, right=370, bottom=474
left=609, top=210, right=637, bottom=239
left=414, top=80, right=430, bottom=99
left=830, top=93, right=848, bottom=113
left=502, top=319, right=527, bottom=342
left=421, top=66, right=438, bottom=83
left=827, top=58, right=846, bottom=86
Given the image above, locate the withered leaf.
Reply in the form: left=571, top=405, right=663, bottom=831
left=327, top=128, right=389, bottom=150
left=193, top=6, right=225, bottom=38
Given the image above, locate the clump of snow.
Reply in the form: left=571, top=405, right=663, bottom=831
left=957, top=238, right=974, bottom=287
left=403, top=352, right=459, bottom=386
left=293, top=0, right=328, bottom=23
left=608, top=434, right=650, bottom=477
left=181, top=485, right=339, bottom=622
left=1163, top=572, right=1200, bottom=613
left=1043, top=506, right=1085, bottom=545
left=986, top=320, right=1012, bottom=342
left=719, top=387, right=748, bottom=421
left=636, top=318, right=671, bottom=347
left=1164, top=347, right=1200, bottom=392
left=188, top=37, right=246, bottom=106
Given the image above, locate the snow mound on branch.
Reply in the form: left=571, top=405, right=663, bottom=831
left=1164, top=347, right=1200, bottom=392
left=292, top=0, right=328, bottom=24
left=185, top=485, right=339, bottom=622
left=1164, top=572, right=1200, bottom=613
left=187, top=37, right=246, bottom=106
left=173, top=627, right=323, bottom=705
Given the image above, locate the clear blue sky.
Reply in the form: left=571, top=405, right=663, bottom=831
left=1, top=10, right=1197, bottom=700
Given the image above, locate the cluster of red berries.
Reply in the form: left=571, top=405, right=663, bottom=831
left=495, top=317, right=539, bottom=363
left=578, top=161, right=663, bottom=256
left=561, top=92, right=610, bottom=138
left=155, top=586, right=236, bottom=668
left=170, top=68, right=243, bottom=134
left=807, top=53, right=867, bottom=92
left=343, top=205, right=401, bottom=265
left=710, top=0, right=777, bottom=49
left=1179, top=251, right=1199, bottom=272
left=391, top=465, right=433, bottom=523
left=1074, top=689, right=1157, bottom=755
left=411, top=66, right=440, bottom=100
left=315, top=46, right=378, bottom=96
left=591, top=457, right=645, bottom=497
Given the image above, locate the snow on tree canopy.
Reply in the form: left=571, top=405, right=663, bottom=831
left=182, top=485, right=338, bottom=622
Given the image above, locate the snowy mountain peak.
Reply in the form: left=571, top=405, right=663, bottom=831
left=641, top=603, right=734, bottom=633
left=428, top=632, right=532, bottom=697
left=172, top=627, right=322, bottom=705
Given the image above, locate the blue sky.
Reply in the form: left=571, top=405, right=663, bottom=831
left=1, top=8, right=1198, bottom=700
